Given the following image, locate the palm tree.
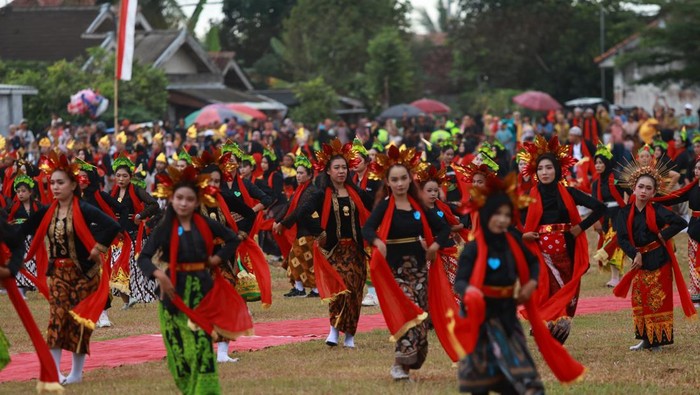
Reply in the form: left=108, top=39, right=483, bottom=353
left=417, top=0, right=457, bottom=33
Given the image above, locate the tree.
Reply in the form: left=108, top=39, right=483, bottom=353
left=618, top=1, right=700, bottom=87
left=450, top=0, right=648, bottom=107
left=0, top=48, right=168, bottom=129
left=281, top=0, right=411, bottom=93
left=289, top=77, right=337, bottom=126
left=364, top=28, right=415, bottom=109
left=204, top=23, right=222, bottom=52
left=417, top=0, right=457, bottom=33
left=220, top=0, right=297, bottom=68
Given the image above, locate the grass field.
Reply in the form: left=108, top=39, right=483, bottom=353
left=1, top=230, right=699, bottom=394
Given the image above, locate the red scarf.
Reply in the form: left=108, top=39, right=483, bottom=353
left=112, top=184, right=147, bottom=253
left=214, top=193, right=272, bottom=307
left=0, top=244, right=62, bottom=390
left=369, top=195, right=429, bottom=341
left=93, top=191, right=117, bottom=220
left=613, top=196, right=697, bottom=318
left=313, top=185, right=369, bottom=301
left=569, top=143, right=596, bottom=193
left=166, top=214, right=254, bottom=338
left=7, top=199, right=38, bottom=222
left=435, top=199, right=471, bottom=243
left=583, top=118, right=599, bottom=145
left=523, top=183, right=590, bottom=320
left=35, top=173, right=54, bottom=205
left=440, top=163, right=471, bottom=215
left=447, top=230, right=586, bottom=383
left=25, top=196, right=112, bottom=330
left=274, top=180, right=310, bottom=258
left=353, top=171, right=369, bottom=190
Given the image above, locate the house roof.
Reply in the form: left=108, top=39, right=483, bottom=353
left=0, top=5, right=105, bottom=61
left=251, top=89, right=299, bottom=107
left=171, top=87, right=267, bottom=105
left=209, top=51, right=254, bottom=91
left=594, top=19, right=661, bottom=64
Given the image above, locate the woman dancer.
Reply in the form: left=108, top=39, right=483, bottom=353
left=287, top=139, right=372, bottom=349
left=22, top=152, right=120, bottom=385
left=362, top=146, right=450, bottom=380
left=6, top=172, right=41, bottom=298
left=591, top=143, right=628, bottom=287
left=141, top=165, right=253, bottom=394
left=111, top=154, right=160, bottom=307
left=273, top=154, right=321, bottom=298
left=614, top=159, right=695, bottom=351
left=520, top=136, right=605, bottom=343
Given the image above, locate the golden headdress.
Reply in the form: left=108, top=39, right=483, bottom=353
left=368, top=144, right=422, bottom=180
left=115, top=131, right=127, bottom=145
left=414, top=164, right=449, bottom=187
left=98, top=135, right=110, bottom=150
left=39, top=137, right=52, bottom=148
left=192, top=148, right=237, bottom=182
left=153, top=165, right=217, bottom=207
left=467, top=173, right=520, bottom=213
left=155, top=152, right=167, bottom=163
left=458, top=162, right=498, bottom=184
left=39, top=150, right=81, bottom=182
left=519, top=136, right=577, bottom=181
left=313, top=138, right=362, bottom=172
left=619, top=157, right=674, bottom=196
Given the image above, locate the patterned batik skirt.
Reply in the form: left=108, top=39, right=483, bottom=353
left=538, top=229, right=579, bottom=343
left=15, top=236, right=37, bottom=289
left=687, top=238, right=700, bottom=303
left=159, top=274, right=220, bottom=395
left=327, top=239, right=366, bottom=336
left=47, top=262, right=100, bottom=354
left=440, top=247, right=460, bottom=306
left=287, top=236, right=316, bottom=288
left=392, top=256, right=429, bottom=370
left=110, top=237, right=130, bottom=295
left=458, top=318, right=543, bottom=394
left=632, top=263, right=674, bottom=347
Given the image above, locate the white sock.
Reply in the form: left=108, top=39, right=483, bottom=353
left=294, top=281, right=304, bottom=291
left=217, top=342, right=239, bottom=363
left=312, top=288, right=318, bottom=293
left=368, top=286, right=377, bottom=296
left=64, top=353, right=85, bottom=384
left=326, top=326, right=339, bottom=344
left=344, top=333, right=355, bottom=348
left=50, top=348, right=64, bottom=382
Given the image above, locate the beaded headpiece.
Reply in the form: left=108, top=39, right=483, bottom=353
left=313, top=138, right=362, bottom=172
left=619, top=157, right=674, bottom=196
left=368, top=144, right=422, bottom=180
left=153, top=165, right=217, bottom=207
left=520, top=136, right=577, bottom=181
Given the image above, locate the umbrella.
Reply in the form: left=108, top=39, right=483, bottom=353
left=512, top=91, right=561, bottom=111
left=564, top=97, right=606, bottom=107
left=379, top=104, right=423, bottom=119
left=411, top=98, right=451, bottom=114
left=224, top=103, right=267, bottom=120
left=185, top=104, right=244, bottom=127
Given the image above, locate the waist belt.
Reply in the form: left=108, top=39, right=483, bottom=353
left=638, top=241, right=662, bottom=254
left=481, top=285, right=515, bottom=299
left=692, top=211, right=700, bottom=218
left=53, top=258, right=75, bottom=268
left=385, top=237, right=421, bottom=245
left=605, top=201, right=619, bottom=208
left=537, top=223, right=571, bottom=234
left=176, top=262, right=207, bottom=272
left=338, top=238, right=355, bottom=245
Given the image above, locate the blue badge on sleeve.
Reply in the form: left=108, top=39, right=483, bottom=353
left=487, top=258, right=501, bottom=270
left=414, top=211, right=421, bottom=220
left=437, top=210, right=444, bottom=218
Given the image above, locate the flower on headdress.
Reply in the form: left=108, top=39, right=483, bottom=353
left=154, top=165, right=218, bottom=207
left=39, top=151, right=82, bottom=183
left=294, top=154, right=313, bottom=170
left=637, top=144, right=653, bottom=156
left=458, top=163, right=498, bottom=184
left=368, top=144, right=422, bottom=180
left=520, top=136, right=577, bottom=182
left=313, top=138, right=362, bottom=172
left=192, top=149, right=236, bottom=182
left=415, top=164, right=449, bottom=187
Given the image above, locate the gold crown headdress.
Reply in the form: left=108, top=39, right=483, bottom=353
left=467, top=173, right=521, bottom=213
left=313, top=138, right=362, bottom=172
left=39, top=150, right=82, bottom=183
left=619, top=157, right=674, bottom=196
left=458, top=162, right=498, bottom=184
left=415, top=164, right=449, bottom=187
left=153, top=165, right=217, bottom=207
left=192, top=148, right=237, bottom=182
left=368, top=144, right=422, bottom=180
left=520, top=136, right=577, bottom=181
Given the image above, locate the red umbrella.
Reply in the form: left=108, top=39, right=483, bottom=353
left=224, top=103, right=268, bottom=121
left=512, top=91, right=562, bottom=111
left=410, top=98, right=451, bottom=114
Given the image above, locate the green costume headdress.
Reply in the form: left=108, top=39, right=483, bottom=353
left=175, top=150, right=192, bottom=165
left=241, top=154, right=256, bottom=167
left=221, top=140, right=245, bottom=160
left=13, top=173, right=35, bottom=190
left=112, top=153, right=135, bottom=173
left=438, top=139, right=457, bottom=152
left=131, top=164, right=147, bottom=189
left=651, top=140, right=668, bottom=151
left=594, top=143, right=613, bottom=160
left=75, top=158, right=96, bottom=172
left=477, top=142, right=499, bottom=171
left=371, top=141, right=385, bottom=153
left=352, top=138, right=369, bottom=158
left=294, top=154, right=313, bottom=170
left=263, top=146, right=277, bottom=162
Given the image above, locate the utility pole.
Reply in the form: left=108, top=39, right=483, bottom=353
left=600, top=4, right=606, bottom=100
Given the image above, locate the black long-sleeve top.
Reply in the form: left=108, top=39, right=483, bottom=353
left=221, top=177, right=271, bottom=233
left=277, top=183, right=322, bottom=238
left=3, top=219, right=26, bottom=276
left=113, top=185, right=160, bottom=234
left=361, top=198, right=450, bottom=268
left=444, top=165, right=462, bottom=203
left=263, top=170, right=287, bottom=204
left=207, top=189, right=255, bottom=233
left=428, top=206, right=456, bottom=248
left=282, top=186, right=372, bottom=252
left=21, top=200, right=121, bottom=275
left=537, top=185, right=606, bottom=230
left=454, top=231, right=539, bottom=333
left=591, top=174, right=627, bottom=232
left=83, top=191, right=121, bottom=218
left=614, top=203, right=686, bottom=271
left=659, top=183, right=700, bottom=241
left=137, top=215, right=238, bottom=312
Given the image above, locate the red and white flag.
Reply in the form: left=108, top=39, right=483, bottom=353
left=116, top=0, right=138, bottom=81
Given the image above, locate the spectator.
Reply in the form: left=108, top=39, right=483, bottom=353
left=681, top=103, right=699, bottom=140
left=554, top=112, right=570, bottom=143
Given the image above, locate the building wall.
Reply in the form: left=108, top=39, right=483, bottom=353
left=162, top=49, right=199, bottom=74
left=0, top=93, right=27, bottom=135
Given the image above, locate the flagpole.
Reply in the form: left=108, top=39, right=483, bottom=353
left=114, top=3, right=119, bottom=134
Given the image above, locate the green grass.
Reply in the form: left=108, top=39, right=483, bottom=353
left=1, top=231, right=699, bottom=393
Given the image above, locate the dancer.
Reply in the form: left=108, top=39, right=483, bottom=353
left=290, top=139, right=372, bottom=349
left=591, top=143, right=628, bottom=287
left=273, top=154, right=321, bottom=298
left=22, top=152, right=121, bottom=385
left=614, top=158, right=695, bottom=351
left=362, top=145, right=450, bottom=380
left=520, top=136, right=605, bottom=343
left=141, top=165, right=253, bottom=394
left=111, top=153, right=160, bottom=307
left=7, top=171, right=41, bottom=298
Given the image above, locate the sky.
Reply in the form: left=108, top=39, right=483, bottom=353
left=180, top=0, right=442, bottom=38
